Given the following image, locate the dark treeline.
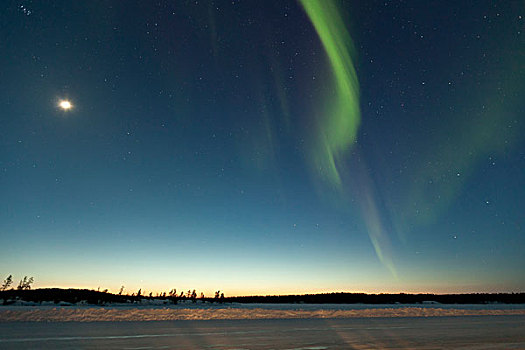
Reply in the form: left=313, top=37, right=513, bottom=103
left=226, top=292, right=525, bottom=304
left=1, top=288, right=135, bottom=305
left=2, top=289, right=524, bottom=305
left=0, top=288, right=224, bottom=306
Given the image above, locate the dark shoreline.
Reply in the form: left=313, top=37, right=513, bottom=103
left=2, top=288, right=524, bottom=306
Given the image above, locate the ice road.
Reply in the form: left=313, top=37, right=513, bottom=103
left=1, top=315, right=524, bottom=349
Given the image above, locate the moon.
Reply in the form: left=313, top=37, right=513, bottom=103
left=58, top=100, right=73, bottom=110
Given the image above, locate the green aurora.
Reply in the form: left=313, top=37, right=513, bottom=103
left=299, top=0, right=360, bottom=188
left=300, top=0, right=396, bottom=276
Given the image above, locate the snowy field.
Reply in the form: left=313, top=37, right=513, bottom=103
left=1, top=303, right=524, bottom=349
left=1, top=302, right=525, bottom=322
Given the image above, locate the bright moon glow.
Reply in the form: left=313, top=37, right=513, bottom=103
left=58, top=100, right=72, bottom=110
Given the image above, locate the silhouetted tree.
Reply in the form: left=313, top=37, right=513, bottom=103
left=1, top=275, right=12, bottom=291
left=167, top=289, right=177, bottom=304
left=17, top=276, right=33, bottom=290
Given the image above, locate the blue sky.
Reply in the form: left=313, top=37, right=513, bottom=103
left=1, top=0, right=524, bottom=296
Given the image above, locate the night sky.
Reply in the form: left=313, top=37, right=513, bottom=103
left=1, top=0, right=524, bottom=296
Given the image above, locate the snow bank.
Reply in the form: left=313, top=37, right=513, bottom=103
left=1, top=306, right=524, bottom=322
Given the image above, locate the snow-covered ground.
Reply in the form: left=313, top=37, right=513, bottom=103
left=1, top=301, right=524, bottom=322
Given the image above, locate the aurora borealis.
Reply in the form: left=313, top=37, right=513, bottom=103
left=300, top=0, right=360, bottom=188
left=1, top=0, right=524, bottom=296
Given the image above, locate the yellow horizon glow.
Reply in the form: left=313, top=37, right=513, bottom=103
left=32, top=282, right=520, bottom=297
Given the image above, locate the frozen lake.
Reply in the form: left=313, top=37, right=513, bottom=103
left=1, top=315, right=524, bottom=349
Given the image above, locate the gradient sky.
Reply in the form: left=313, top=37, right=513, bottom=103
left=1, top=0, right=524, bottom=297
